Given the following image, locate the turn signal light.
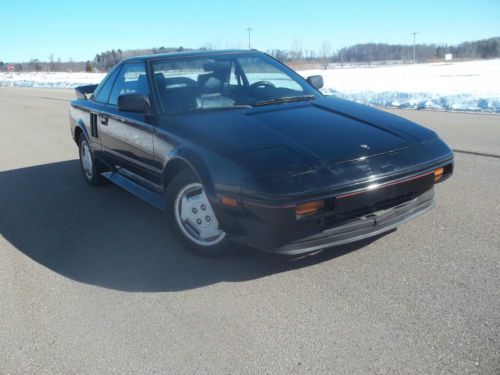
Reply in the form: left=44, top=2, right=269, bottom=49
left=434, top=167, right=444, bottom=182
left=220, top=196, right=238, bottom=207
left=296, top=200, right=325, bottom=217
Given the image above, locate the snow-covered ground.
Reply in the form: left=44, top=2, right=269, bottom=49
left=301, top=59, right=500, bottom=113
left=1, top=59, right=499, bottom=112
left=0, top=71, right=106, bottom=89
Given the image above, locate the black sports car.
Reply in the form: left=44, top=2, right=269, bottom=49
left=70, top=50, right=453, bottom=256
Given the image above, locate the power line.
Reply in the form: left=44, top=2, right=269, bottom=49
left=411, top=32, right=418, bottom=63
left=246, top=28, right=252, bottom=49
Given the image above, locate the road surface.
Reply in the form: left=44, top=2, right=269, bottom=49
left=0, top=87, right=499, bottom=374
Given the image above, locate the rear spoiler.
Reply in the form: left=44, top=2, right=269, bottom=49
left=75, top=84, right=98, bottom=100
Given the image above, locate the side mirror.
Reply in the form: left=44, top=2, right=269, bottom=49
left=306, top=75, right=324, bottom=90
left=117, top=94, right=150, bottom=113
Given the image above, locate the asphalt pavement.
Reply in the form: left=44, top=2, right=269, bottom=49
left=0, top=87, right=499, bottom=374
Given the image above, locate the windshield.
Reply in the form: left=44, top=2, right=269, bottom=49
left=151, top=53, right=320, bottom=115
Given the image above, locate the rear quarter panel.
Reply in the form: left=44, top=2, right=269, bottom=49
left=70, top=99, right=103, bottom=151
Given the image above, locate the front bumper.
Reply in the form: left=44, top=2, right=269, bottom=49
left=218, top=151, right=452, bottom=254
left=271, top=188, right=434, bottom=255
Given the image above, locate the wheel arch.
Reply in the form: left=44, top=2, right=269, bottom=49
left=163, top=148, right=218, bottom=201
left=74, top=119, right=90, bottom=144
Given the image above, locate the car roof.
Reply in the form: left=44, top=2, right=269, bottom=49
left=122, top=49, right=259, bottom=63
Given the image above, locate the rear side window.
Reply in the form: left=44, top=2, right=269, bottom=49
left=94, top=68, right=119, bottom=103
left=109, top=63, right=149, bottom=106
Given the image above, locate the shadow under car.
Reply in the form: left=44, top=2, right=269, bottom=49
left=0, top=160, right=390, bottom=292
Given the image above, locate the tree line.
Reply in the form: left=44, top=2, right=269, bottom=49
left=268, top=37, right=500, bottom=63
left=93, top=46, right=198, bottom=72
left=0, top=58, right=91, bottom=73
left=1, top=37, right=498, bottom=72
left=0, top=46, right=196, bottom=73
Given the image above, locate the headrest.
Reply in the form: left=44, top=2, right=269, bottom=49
left=136, top=74, right=148, bottom=92
left=153, top=73, right=165, bottom=89
left=203, top=77, right=222, bottom=94
left=155, top=72, right=167, bottom=83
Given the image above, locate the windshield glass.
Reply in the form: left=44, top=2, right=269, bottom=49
left=151, top=53, right=319, bottom=115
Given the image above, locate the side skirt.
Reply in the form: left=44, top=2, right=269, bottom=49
left=101, top=171, right=166, bottom=210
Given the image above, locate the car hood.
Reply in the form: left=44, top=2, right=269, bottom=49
left=176, top=96, right=438, bottom=172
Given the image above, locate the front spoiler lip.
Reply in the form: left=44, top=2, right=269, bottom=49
left=267, top=189, right=435, bottom=255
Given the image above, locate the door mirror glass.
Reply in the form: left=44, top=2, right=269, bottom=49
left=306, top=75, right=324, bottom=90
left=117, top=94, right=150, bottom=113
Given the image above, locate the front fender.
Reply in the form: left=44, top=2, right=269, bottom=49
left=166, top=147, right=219, bottom=202
left=166, top=146, right=249, bottom=204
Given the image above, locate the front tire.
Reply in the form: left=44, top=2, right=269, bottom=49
left=166, top=169, right=231, bottom=257
left=78, top=134, right=107, bottom=186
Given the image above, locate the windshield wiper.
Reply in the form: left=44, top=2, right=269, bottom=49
left=253, top=95, right=316, bottom=107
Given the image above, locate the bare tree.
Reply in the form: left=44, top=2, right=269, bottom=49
left=48, top=54, right=55, bottom=72
left=291, top=39, right=303, bottom=59
left=321, top=41, right=332, bottom=58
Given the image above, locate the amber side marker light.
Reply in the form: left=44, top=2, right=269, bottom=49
left=220, top=196, right=238, bottom=207
left=434, top=167, right=444, bottom=182
left=296, top=200, right=325, bottom=217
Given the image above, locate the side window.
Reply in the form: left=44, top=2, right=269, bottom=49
left=94, top=68, right=119, bottom=103
left=109, top=63, right=149, bottom=106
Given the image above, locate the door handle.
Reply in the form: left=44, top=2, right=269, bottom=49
left=100, top=115, right=108, bottom=126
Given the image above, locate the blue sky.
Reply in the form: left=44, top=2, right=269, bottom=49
left=1, top=0, right=499, bottom=62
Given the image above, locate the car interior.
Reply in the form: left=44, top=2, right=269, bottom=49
left=153, top=59, right=307, bottom=114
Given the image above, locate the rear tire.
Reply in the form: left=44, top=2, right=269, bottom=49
left=78, top=134, right=107, bottom=186
left=166, top=169, right=231, bottom=257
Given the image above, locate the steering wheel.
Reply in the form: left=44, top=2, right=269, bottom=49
left=249, top=81, right=275, bottom=91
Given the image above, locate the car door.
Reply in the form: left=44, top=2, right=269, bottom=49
left=99, top=62, right=159, bottom=184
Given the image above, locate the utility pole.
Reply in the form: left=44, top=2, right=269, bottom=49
left=411, top=32, right=418, bottom=63
left=246, top=28, right=252, bottom=49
